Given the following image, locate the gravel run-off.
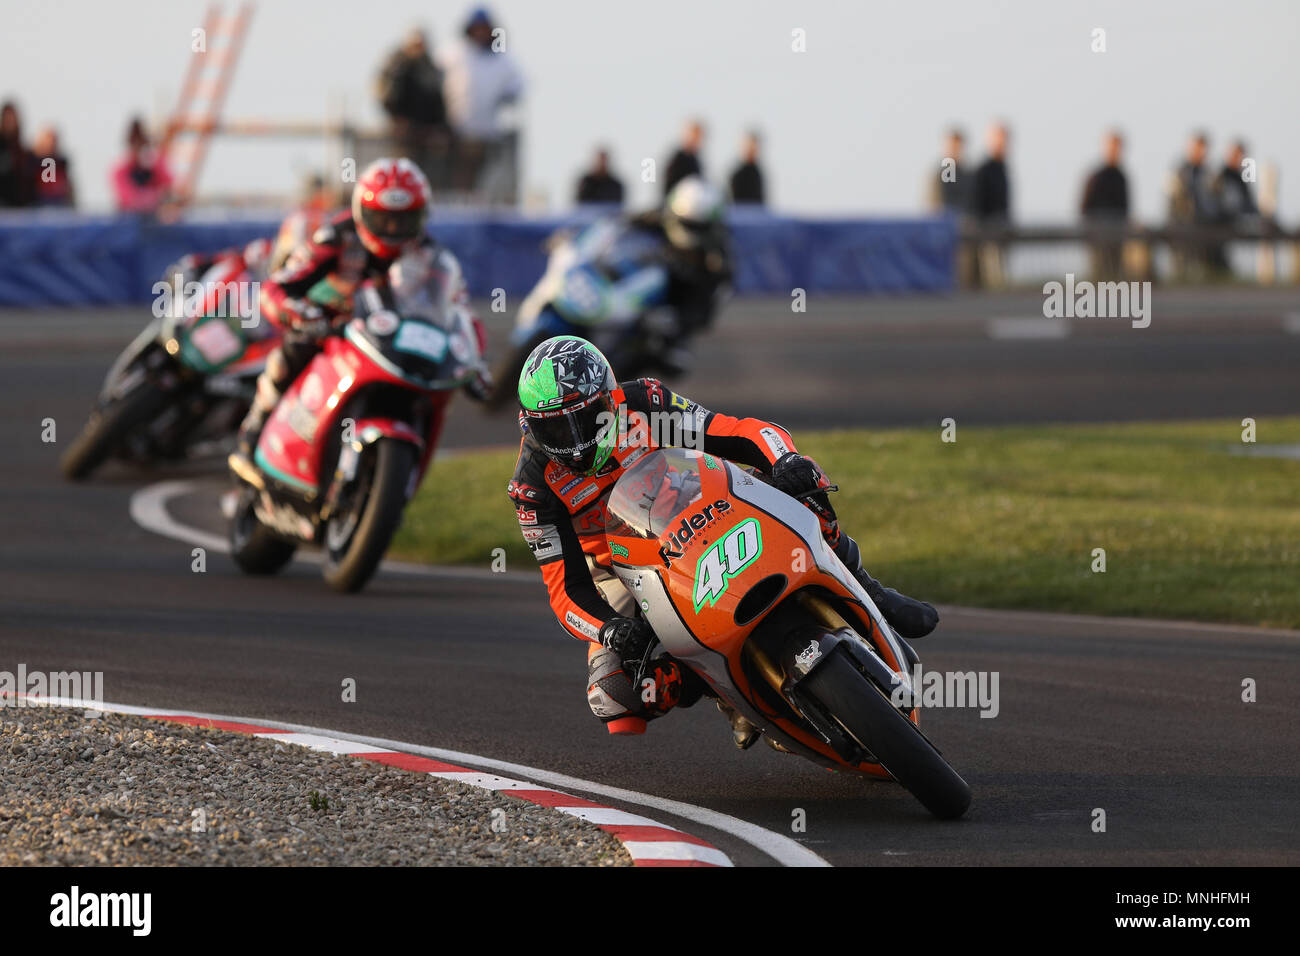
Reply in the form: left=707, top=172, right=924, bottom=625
left=0, top=705, right=631, bottom=866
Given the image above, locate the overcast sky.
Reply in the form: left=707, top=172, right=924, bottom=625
left=5, top=0, right=1298, bottom=221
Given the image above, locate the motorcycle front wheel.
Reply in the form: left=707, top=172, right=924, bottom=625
left=60, top=380, right=170, bottom=481
left=322, top=439, right=417, bottom=593
left=228, top=486, right=298, bottom=575
left=797, top=649, right=972, bottom=820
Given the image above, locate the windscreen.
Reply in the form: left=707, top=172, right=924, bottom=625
left=606, top=448, right=706, bottom=539
left=387, top=247, right=454, bottom=327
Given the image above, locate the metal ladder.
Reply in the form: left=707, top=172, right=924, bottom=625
left=158, top=3, right=255, bottom=207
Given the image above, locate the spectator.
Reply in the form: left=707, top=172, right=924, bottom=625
left=1214, top=139, right=1257, bottom=222
left=32, top=126, right=75, bottom=207
left=1080, top=130, right=1130, bottom=279
left=970, top=122, right=1011, bottom=287
left=928, top=127, right=974, bottom=285
left=574, top=147, right=624, bottom=205
left=1168, top=131, right=1216, bottom=224
left=440, top=6, right=525, bottom=195
left=377, top=28, right=450, bottom=188
left=1167, top=131, right=1217, bottom=278
left=663, top=119, right=704, bottom=198
left=971, top=122, right=1011, bottom=223
left=1205, top=139, right=1260, bottom=280
left=111, top=117, right=173, bottom=215
left=728, top=130, right=765, bottom=205
left=928, top=126, right=970, bottom=215
left=0, top=100, right=37, bottom=207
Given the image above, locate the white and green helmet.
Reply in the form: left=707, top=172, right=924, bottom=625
left=518, top=335, right=618, bottom=475
left=663, top=175, right=726, bottom=251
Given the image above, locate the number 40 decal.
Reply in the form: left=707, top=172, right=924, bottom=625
left=693, top=519, right=763, bottom=612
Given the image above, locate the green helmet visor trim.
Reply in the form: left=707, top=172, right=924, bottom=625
left=525, top=392, right=617, bottom=475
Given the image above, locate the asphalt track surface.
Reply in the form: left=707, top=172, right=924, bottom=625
left=2, top=290, right=1298, bottom=866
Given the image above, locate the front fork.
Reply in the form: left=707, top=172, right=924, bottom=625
left=744, top=592, right=920, bottom=719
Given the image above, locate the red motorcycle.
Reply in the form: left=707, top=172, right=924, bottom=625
left=227, top=248, right=485, bottom=592
left=61, top=243, right=280, bottom=480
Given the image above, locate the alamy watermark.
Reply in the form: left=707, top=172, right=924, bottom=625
left=0, top=664, right=104, bottom=714
left=596, top=403, right=706, bottom=452
left=1043, top=273, right=1151, bottom=329
left=50, top=886, right=151, bottom=936
left=890, top=665, right=1000, bottom=718
left=151, top=273, right=261, bottom=328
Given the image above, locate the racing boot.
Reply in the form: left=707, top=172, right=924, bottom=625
left=834, top=535, right=939, bottom=641
left=234, top=389, right=276, bottom=463
left=233, top=347, right=291, bottom=463
left=716, top=699, right=762, bottom=750
left=587, top=640, right=696, bottom=736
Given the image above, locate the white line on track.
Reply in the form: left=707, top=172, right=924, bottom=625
left=986, top=316, right=1070, bottom=340
left=130, top=478, right=524, bottom=582
left=126, top=479, right=830, bottom=866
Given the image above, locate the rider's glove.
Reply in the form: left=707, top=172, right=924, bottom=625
left=283, top=299, right=331, bottom=337
left=463, top=364, right=494, bottom=403
left=597, top=616, right=655, bottom=668
left=770, top=452, right=840, bottom=540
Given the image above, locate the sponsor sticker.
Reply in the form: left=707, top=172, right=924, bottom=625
left=508, top=480, right=540, bottom=501
left=366, top=310, right=400, bottom=337
left=795, top=640, right=822, bottom=670
left=527, top=524, right=560, bottom=558
left=376, top=186, right=413, bottom=206
left=566, top=611, right=599, bottom=640
left=760, top=426, right=791, bottom=458
left=393, top=321, right=448, bottom=361
left=449, top=330, right=472, bottom=363
left=569, top=483, right=599, bottom=507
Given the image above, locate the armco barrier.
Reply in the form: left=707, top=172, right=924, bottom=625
left=0, top=209, right=956, bottom=307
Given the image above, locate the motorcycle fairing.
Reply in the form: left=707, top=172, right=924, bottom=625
left=607, top=448, right=917, bottom=777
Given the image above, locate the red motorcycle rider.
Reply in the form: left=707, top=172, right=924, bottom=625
left=234, top=157, right=490, bottom=460
left=509, top=335, right=939, bottom=749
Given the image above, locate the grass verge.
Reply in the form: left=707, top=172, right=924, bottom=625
left=390, top=418, right=1300, bottom=629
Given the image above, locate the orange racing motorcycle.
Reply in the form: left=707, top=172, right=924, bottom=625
left=604, top=447, right=972, bottom=819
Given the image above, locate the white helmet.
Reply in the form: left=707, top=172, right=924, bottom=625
left=663, top=176, right=727, bottom=251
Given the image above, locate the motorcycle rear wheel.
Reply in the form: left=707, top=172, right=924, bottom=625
left=798, top=649, right=972, bottom=819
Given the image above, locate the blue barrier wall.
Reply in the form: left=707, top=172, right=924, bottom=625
left=0, top=210, right=955, bottom=306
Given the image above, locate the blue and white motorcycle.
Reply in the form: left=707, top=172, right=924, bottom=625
left=488, top=216, right=715, bottom=409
